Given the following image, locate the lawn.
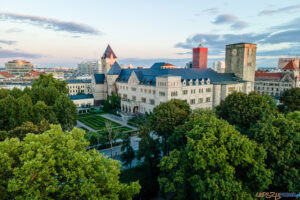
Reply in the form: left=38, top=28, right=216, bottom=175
left=78, top=114, right=121, bottom=130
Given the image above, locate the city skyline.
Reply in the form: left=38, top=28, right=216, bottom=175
left=1, top=0, right=300, bottom=68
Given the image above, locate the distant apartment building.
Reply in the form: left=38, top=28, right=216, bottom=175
left=23, top=71, right=45, bottom=80
left=66, top=79, right=92, bottom=95
left=78, top=61, right=99, bottom=75
left=92, top=43, right=256, bottom=114
left=5, top=60, right=34, bottom=76
left=213, top=61, right=226, bottom=73
left=254, top=57, right=300, bottom=98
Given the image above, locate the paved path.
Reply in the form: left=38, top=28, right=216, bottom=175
left=100, top=114, right=137, bottom=130
left=76, top=120, right=97, bottom=132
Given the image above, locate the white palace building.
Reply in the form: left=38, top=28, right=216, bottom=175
left=92, top=43, right=257, bottom=114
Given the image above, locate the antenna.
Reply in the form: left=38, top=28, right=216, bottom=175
left=199, top=38, right=203, bottom=47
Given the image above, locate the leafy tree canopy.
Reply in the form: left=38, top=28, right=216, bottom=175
left=248, top=115, right=300, bottom=191
left=0, top=125, right=140, bottom=199
left=32, top=74, right=68, bottom=94
left=159, top=112, right=272, bottom=200
left=149, top=99, right=191, bottom=154
left=216, top=91, right=277, bottom=133
left=279, top=88, right=300, bottom=112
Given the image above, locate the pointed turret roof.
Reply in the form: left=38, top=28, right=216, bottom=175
left=283, top=59, right=299, bottom=70
left=107, top=62, right=122, bottom=75
left=102, top=44, right=117, bottom=59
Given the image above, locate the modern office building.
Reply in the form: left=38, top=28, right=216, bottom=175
left=5, top=60, right=34, bottom=76
left=78, top=61, right=99, bottom=75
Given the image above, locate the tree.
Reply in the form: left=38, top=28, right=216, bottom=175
left=158, top=112, right=272, bottom=200
left=104, top=121, right=120, bottom=158
left=103, top=92, right=121, bottom=113
left=53, top=95, right=77, bottom=130
left=10, top=88, right=23, bottom=99
left=16, top=94, right=33, bottom=125
left=0, top=95, right=18, bottom=130
left=32, top=73, right=68, bottom=94
left=121, top=133, right=135, bottom=168
left=137, top=126, right=161, bottom=171
left=279, top=88, right=300, bottom=112
left=9, top=121, right=39, bottom=140
left=216, top=91, right=277, bottom=133
left=8, top=120, right=51, bottom=140
left=248, top=115, right=300, bottom=191
left=0, top=125, right=140, bottom=199
left=31, top=86, right=60, bottom=106
left=0, top=88, right=10, bottom=100
left=286, top=111, right=300, bottom=123
left=148, top=99, right=191, bottom=155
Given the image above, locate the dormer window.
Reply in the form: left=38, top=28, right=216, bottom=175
left=183, top=80, right=186, bottom=86
left=200, top=79, right=204, bottom=85
left=195, top=79, right=199, bottom=85
left=189, top=80, right=193, bottom=86
left=206, top=78, right=210, bottom=84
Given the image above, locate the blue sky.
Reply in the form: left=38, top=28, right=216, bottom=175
left=0, top=0, right=300, bottom=68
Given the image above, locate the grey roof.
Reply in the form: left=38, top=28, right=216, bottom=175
left=116, top=62, right=238, bottom=86
left=66, top=79, right=91, bottom=84
left=68, top=94, right=94, bottom=100
left=107, top=62, right=122, bottom=75
left=94, top=74, right=105, bottom=84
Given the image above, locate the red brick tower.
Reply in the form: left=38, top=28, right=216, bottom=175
left=192, top=43, right=208, bottom=69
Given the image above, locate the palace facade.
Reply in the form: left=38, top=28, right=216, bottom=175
left=92, top=43, right=257, bottom=114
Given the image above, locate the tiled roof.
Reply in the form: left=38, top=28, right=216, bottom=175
left=68, top=94, right=94, bottom=100
left=94, top=74, right=105, bottom=84
left=283, top=60, right=299, bottom=70
left=102, top=45, right=117, bottom=59
left=107, top=62, right=122, bottom=75
left=66, top=79, right=91, bottom=84
left=0, top=72, right=14, bottom=78
left=116, top=62, right=238, bottom=86
left=255, top=71, right=282, bottom=80
left=28, top=71, right=45, bottom=77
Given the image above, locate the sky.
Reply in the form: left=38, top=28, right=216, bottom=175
left=0, top=0, right=300, bottom=68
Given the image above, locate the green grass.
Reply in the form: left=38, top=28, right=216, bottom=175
left=78, top=115, right=121, bottom=130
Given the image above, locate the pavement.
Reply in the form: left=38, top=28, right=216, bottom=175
left=76, top=113, right=142, bottom=168
left=100, top=113, right=138, bottom=130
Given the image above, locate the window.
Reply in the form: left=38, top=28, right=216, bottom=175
left=141, top=98, right=146, bottom=103
left=153, top=90, right=156, bottom=94
left=198, top=98, right=203, bottom=103
left=171, top=91, right=178, bottom=96
left=140, top=88, right=143, bottom=92
left=183, top=90, right=188, bottom=95
left=206, top=88, right=212, bottom=92
left=150, top=99, right=155, bottom=105
left=132, top=96, right=136, bottom=101
left=159, top=91, right=165, bottom=96
left=191, top=89, right=196, bottom=94
left=131, top=87, right=136, bottom=91
left=144, top=89, right=147, bottom=93
left=190, top=99, right=195, bottom=104
left=206, top=97, right=211, bottom=102
left=199, top=88, right=203, bottom=93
